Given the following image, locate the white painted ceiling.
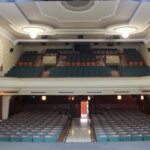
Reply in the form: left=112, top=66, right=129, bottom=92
left=0, top=0, right=150, bottom=43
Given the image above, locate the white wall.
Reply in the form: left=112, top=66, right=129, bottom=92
left=0, top=34, right=23, bottom=76
left=139, top=42, right=150, bottom=66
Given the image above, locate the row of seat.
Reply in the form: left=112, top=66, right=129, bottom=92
left=46, top=49, right=72, bottom=54
left=65, top=58, right=97, bottom=63
left=5, top=66, right=43, bottom=77
left=123, top=49, right=144, bottom=62
left=16, top=51, right=39, bottom=67
left=92, top=108, right=150, bottom=142
left=92, top=48, right=119, bottom=55
left=0, top=135, right=58, bottom=142
left=6, top=66, right=150, bottom=77
left=65, top=61, right=97, bottom=67
left=19, top=51, right=38, bottom=62
left=16, top=61, right=34, bottom=67
left=96, top=134, right=150, bottom=142
left=119, top=66, right=150, bottom=76
left=0, top=110, right=68, bottom=142
left=49, top=66, right=111, bottom=77
left=45, top=49, right=119, bottom=57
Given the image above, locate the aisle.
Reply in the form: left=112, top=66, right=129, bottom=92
left=65, top=118, right=91, bottom=142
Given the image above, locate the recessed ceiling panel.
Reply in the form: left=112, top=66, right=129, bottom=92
left=36, top=1, right=117, bottom=22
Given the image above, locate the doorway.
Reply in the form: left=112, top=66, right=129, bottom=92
left=81, top=101, right=89, bottom=119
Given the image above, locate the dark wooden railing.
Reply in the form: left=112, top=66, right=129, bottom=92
left=58, top=119, right=72, bottom=142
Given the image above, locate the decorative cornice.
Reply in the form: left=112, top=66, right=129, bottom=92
left=0, top=27, right=16, bottom=45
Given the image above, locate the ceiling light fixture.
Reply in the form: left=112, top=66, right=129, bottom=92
left=22, top=27, right=45, bottom=34
left=121, top=32, right=129, bottom=39
left=117, top=95, right=122, bottom=100
left=42, top=96, right=47, bottom=101
left=72, top=96, right=74, bottom=101
left=114, top=26, right=137, bottom=39
left=30, top=32, right=37, bottom=39
left=87, top=96, right=91, bottom=101
left=68, top=96, right=71, bottom=101
left=140, top=95, right=144, bottom=101
left=22, top=27, right=46, bottom=39
left=114, top=27, right=137, bottom=33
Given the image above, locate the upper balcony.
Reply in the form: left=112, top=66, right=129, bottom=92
left=1, top=48, right=150, bottom=95
left=4, top=48, right=150, bottom=78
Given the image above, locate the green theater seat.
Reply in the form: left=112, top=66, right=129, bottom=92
left=21, top=135, right=33, bottom=142
left=108, top=135, right=120, bottom=142
left=33, top=135, right=44, bottom=142
left=44, top=135, right=57, bottom=143
left=143, top=134, right=150, bottom=141
left=120, top=134, right=131, bottom=141
left=97, top=134, right=108, bottom=142
left=0, top=135, right=10, bottom=142
left=10, top=135, right=21, bottom=142
left=131, top=134, right=143, bottom=141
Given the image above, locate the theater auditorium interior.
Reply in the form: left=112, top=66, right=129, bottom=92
left=0, top=0, right=150, bottom=150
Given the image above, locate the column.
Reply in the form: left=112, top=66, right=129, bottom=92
left=2, top=96, right=11, bottom=120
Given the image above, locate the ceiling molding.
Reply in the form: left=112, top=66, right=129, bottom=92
left=60, top=0, right=96, bottom=13
left=99, top=0, right=121, bottom=22
left=15, top=2, right=31, bottom=24
left=35, top=2, right=60, bottom=23
left=128, top=0, right=141, bottom=23
left=0, top=26, right=16, bottom=44
left=129, top=1, right=150, bottom=27
left=54, top=29, right=106, bottom=35
left=36, top=1, right=119, bottom=23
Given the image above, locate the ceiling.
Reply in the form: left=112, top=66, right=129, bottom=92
left=0, top=0, right=150, bottom=43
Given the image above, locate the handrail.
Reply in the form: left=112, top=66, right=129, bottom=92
left=63, top=119, right=72, bottom=142
left=89, top=118, right=96, bottom=142
left=58, top=119, right=72, bottom=142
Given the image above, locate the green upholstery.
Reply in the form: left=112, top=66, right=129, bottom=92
left=50, top=66, right=111, bottom=77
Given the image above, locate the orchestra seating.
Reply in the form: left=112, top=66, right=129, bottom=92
left=118, top=66, right=150, bottom=77
left=5, top=66, right=43, bottom=77
left=0, top=110, right=68, bottom=142
left=49, top=66, right=111, bottom=77
left=92, top=108, right=150, bottom=142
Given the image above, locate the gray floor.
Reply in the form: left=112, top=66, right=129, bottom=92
left=1, top=142, right=150, bottom=150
